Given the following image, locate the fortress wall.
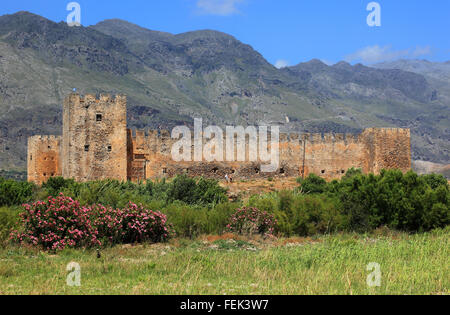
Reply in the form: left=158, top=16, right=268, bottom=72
left=301, top=133, right=368, bottom=181
left=29, top=94, right=412, bottom=184
left=127, top=128, right=402, bottom=181
left=28, top=136, right=62, bottom=184
left=62, top=93, right=128, bottom=182
left=126, top=127, right=412, bottom=182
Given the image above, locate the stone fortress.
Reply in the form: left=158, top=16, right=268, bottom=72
left=28, top=93, right=412, bottom=184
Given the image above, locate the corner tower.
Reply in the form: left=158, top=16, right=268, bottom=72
left=362, top=128, right=411, bottom=174
left=62, top=93, right=127, bottom=182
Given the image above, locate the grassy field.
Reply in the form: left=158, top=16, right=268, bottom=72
left=0, top=228, right=448, bottom=295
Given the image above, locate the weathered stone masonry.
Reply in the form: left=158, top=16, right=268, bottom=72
left=28, top=93, right=411, bottom=184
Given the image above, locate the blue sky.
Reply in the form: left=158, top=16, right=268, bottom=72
left=1, top=0, right=449, bottom=67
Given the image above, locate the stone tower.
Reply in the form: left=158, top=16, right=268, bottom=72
left=61, top=93, right=128, bottom=182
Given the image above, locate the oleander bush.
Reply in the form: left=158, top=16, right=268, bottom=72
left=10, top=194, right=173, bottom=251
left=226, top=207, right=277, bottom=238
left=92, top=202, right=172, bottom=244
left=10, top=194, right=101, bottom=251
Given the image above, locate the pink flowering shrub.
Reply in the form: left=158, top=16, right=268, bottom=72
left=226, top=207, right=277, bottom=238
left=11, top=194, right=173, bottom=251
left=93, top=202, right=172, bottom=244
left=10, top=194, right=100, bottom=251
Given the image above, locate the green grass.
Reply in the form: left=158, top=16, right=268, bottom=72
left=0, top=228, right=448, bottom=295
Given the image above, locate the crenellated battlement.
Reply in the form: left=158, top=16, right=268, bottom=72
left=65, top=93, right=127, bottom=108
left=128, top=128, right=408, bottom=146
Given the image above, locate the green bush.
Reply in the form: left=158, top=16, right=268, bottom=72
left=164, top=203, right=208, bottom=238
left=280, top=194, right=344, bottom=237
left=247, top=193, right=278, bottom=213
left=334, top=170, right=449, bottom=232
left=297, top=174, right=327, bottom=194
left=42, top=177, right=75, bottom=197
left=248, top=170, right=449, bottom=235
left=164, top=202, right=239, bottom=238
left=167, top=174, right=228, bottom=205
left=0, top=206, right=21, bottom=244
left=248, top=191, right=344, bottom=237
left=0, top=177, right=35, bottom=206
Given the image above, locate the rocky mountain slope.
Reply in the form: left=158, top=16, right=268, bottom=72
left=0, top=11, right=448, bottom=172
left=373, top=59, right=450, bottom=108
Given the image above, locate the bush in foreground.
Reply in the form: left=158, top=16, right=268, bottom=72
left=93, top=203, right=172, bottom=244
left=11, top=195, right=100, bottom=251
left=11, top=194, right=173, bottom=251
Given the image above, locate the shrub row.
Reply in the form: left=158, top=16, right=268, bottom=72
left=10, top=195, right=274, bottom=250
left=39, top=174, right=228, bottom=208
left=1, top=169, right=448, bottom=243
left=298, top=169, right=449, bottom=232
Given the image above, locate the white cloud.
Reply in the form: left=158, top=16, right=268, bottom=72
left=411, top=46, right=432, bottom=58
left=344, top=45, right=432, bottom=64
left=196, top=0, right=244, bottom=16
left=275, top=59, right=289, bottom=69
left=320, top=59, right=333, bottom=66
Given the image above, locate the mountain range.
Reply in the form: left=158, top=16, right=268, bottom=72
left=0, top=11, right=448, bottom=175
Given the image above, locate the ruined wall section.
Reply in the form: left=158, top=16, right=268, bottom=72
left=27, top=136, right=62, bottom=184
left=62, top=94, right=127, bottom=182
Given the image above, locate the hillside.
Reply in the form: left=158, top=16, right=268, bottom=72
left=0, top=11, right=448, bottom=172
